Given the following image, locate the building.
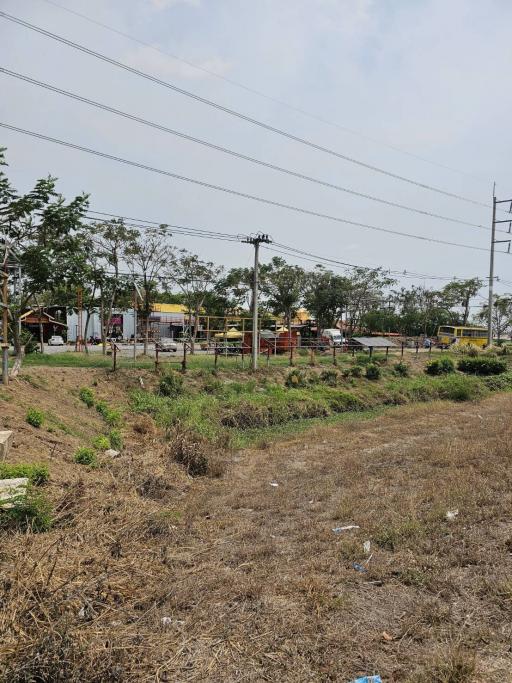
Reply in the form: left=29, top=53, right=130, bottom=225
left=20, top=310, right=68, bottom=342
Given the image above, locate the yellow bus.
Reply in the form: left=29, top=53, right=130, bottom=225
left=437, top=325, right=487, bottom=348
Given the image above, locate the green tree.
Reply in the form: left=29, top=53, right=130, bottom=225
left=166, top=250, right=223, bottom=353
left=303, top=267, right=350, bottom=334
left=262, top=257, right=307, bottom=344
left=477, top=294, right=512, bottom=342
left=0, top=148, right=88, bottom=374
left=441, top=278, right=483, bottom=325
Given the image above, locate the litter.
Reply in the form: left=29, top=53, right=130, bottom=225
left=445, top=509, right=459, bottom=521
left=332, top=525, right=360, bottom=534
left=350, top=677, right=382, bottom=683
left=104, top=449, right=120, bottom=458
left=352, top=562, right=368, bottom=573
left=381, top=631, right=393, bottom=641
left=269, top=481, right=279, bottom=487
left=363, top=540, right=371, bottom=554
left=161, top=616, right=184, bottom=627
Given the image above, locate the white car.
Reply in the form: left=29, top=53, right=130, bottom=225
left=48, top=335, right=65, bottom=346
left=156, top=337, right=178, bottom=353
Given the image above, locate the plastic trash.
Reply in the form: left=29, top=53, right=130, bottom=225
left=350, top=677, right=382, bottom=683
left=332, top=525, right=360, bottom=534
left=352, top=562, right=368, bottom=573
left=363, top=540, right=371, bottom=554
left=269, top=481, right=279, bottom=487
left=445, top=509, right=459, bottom=521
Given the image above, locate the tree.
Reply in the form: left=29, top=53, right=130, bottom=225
left=125, top=226, right=174, bottom=355
left=344, top=268, right=395, bottom=336
left=477, top=294, right=512, bottom=342
left=441, top=278, right=483, bottom=325
left=166, top=250, right=223, bottom=353
left=303, top=267, right=350, bottom=334
left=262, top=257, right=307, bottom=344
left=92, top=219, right=138, bottom=354
left=0, top=148, right=89, bottom=374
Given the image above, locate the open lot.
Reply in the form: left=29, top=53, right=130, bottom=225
left=1, top=363, right=511, bottom=681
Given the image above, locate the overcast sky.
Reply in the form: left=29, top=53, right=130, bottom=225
left=2, top=0, right=512, bottom=311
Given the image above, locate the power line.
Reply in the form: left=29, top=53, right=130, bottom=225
left=84, top=208, right=488, bottom=283
left=0, top=10, right=496, bottom=211
left=37, top=0, right=491, bottom=185
left=1, top=122, right=501, bottom=254
left=1, top=67, right=496, bottom=234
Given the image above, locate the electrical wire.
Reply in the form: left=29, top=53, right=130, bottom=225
left=0, top=122, right=502, bottom=254
left=37, top=0, right=491, bottom=185
left=0, top=10, right=497, bottom=210
left=1, top=67, right=497, bottom=234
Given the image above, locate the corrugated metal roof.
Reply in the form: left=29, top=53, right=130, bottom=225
left=352, top=336, right=397, bottom=348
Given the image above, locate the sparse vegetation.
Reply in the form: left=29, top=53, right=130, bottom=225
left=158, top=369, right=184, bottom=397
left=26, top=407, right=44, bottom=428
left=92, top=435, right=110, bottom=451
left=108, top=428, right=123, bottom=450
left=365, top=362, right=381, bottom=380
left=425, top=357, right=455, bottom=375
left=73, top=447, right=98, bottom=467
left=393, top=360, right=409, bottom=377
left=0, top=490, right=53, bottom=532
left=78, top=386, right=95, bottom=407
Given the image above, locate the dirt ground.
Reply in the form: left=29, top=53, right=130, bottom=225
left=1, top=368, right=511, bottom=682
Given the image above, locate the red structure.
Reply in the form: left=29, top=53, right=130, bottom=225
left=244, top=329, right=300, bottom=354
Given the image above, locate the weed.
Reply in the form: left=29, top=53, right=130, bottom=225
left=158, top=370, right=184, bottom=398
left=393, top=361, right=409, bottom=377
left=26, top=407, right=44, bottom=428
left=168, top=425, right=225, bottom=477
left=108, top=429, right=123, bottom=450
left=365, top=363, right=381, bottom=380
left=78, top=386, right=95, bottom=407
left=73, top=447, right=98, bottom=467
left=319, top=369, right=338, bottom=387
left=92, top=435, right=110, bottom=451
left=438, top=374, right=487, bottom=402
left=412, top=646, right=475, bottom=683
left=0, top=490, right=53, bottom=532
left=327, top=391, right=366, bottom=413
left=0, top=462, right=49, bottom=485
left=350, top=365, right=362, bottom=378
left=425, top=358, right=455, bottom=375
left=95, top=400, right=122, bottom=426
left=286, top=368, right=307, bottom=388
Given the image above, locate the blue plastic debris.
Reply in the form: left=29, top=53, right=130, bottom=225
left=351, top=677, right=382, bottom=683
left=352, top=562, right=368, bottom=573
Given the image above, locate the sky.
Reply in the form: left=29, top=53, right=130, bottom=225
left=2, top=0, right=512, bottom=313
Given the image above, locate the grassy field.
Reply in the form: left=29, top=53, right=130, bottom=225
left=1, top=357, right=512, bottom=680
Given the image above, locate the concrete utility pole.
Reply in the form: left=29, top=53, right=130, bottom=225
left=487, top=189, right=512, bottom=347
left=243, top=233, right=271, bottom=371
left=1, top=261, right=8, bottom=385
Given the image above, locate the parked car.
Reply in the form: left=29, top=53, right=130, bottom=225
left=321, top=329, right=345, bottom=347
left=156, top=337, right=178, bottom=353
left=48, top=335, right=65, bottom=346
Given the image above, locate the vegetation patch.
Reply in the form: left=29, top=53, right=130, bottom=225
left=457, top=356, right=507, bottom=375
left=78, top=386, right=95, bottom=407
left=26, top=407, right=44, bottom=428
left=158, top=370, right=184, bottom=397
left=0, top=490, right=53, bottom=532
left=425, top=358, right=455, bottom=375
left=73, top=447, right=98, bottom=467
left=0, top=462, right=49, bottom=485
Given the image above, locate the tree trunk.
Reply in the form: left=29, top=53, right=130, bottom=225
left=83, top=310, right=92, bottom=354
left=100, top=296, right=107, bottom=356
left=10, top=317, right=24, bottom=378
left=38, top=307, right=44, bottom=353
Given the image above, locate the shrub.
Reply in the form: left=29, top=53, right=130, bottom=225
left=350, top=365, right=363, bottom=378
left=483, top=372, right=512, bottom=391
left=365, top=363, right=381, bottom=380
left=457, top=356, right=507, bottom=376
left=73, top=447, right=97, bottom=467
left=26, top=407, right=44, bottom=428
left=92, top=435, right=110, bottom=451
left=319, top=369, right=338, bottom=387
left=327, top=391, right=366, bottom=413
left=0, top=462, right=49, bottom=485
left=158, top=370, right=184, bottom=398
left=0, top=491, right=53, bottom=532
left=425, top=358, right=455, bottom=376
left=78, top=386, right=95, bottom=407
left=20, top=329, right=38, bottom=355
left=438, top=374, right=486, bottom=402
left=285, top=369, right=307, bottom=388
left=108, top=429, right=123, bottom=450
left=95, top=400, right=122, bottom=426
left=95, top=400, right=110, bottom=419
left=393, top=361, right=409, bottom=377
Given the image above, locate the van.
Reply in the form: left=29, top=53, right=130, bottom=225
left=321, top=329, right=344, bottom=346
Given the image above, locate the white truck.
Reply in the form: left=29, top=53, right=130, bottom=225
left=321, top=329, right=345, bottom=346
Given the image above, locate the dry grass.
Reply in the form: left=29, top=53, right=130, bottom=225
left=1, top=367, right=511, bottom=681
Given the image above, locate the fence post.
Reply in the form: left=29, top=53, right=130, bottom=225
left=181, top=341, right=187, bottom=372
left=385, top=346, right=389, bottom=362
left=112, top=343, right=117, bottom=372
left=333, top=344, right=337, bottom=366
left=214, top=345, right=218, bottom=369
left=289, top=343, right=294, bottom=366
left=415, top=341, right=419, bottom=357
left=267, top=343, right=270, bottom=367
left=155, top=344, right=159, bottom=373
left=241, top=343, right=245, bottom=369
left=401, top=341, right=404, bottom=358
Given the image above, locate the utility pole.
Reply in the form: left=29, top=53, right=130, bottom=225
left=243, top=233, right=271, bottom=370
left=487, top=188, right=512, bottom=347
left=1, top=260, right=8, bottom=385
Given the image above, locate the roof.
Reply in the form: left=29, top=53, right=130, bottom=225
left=152, top=303, right=188, bottom=314
left=352, top=336, right=397, bottom=348
left=19, top=310, right=68, bottom=328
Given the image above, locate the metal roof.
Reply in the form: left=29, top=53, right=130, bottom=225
left=352, top=336, right=397, bottom=348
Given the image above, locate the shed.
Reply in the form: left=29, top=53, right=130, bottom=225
left=350, top=336, right=397, bottom=358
